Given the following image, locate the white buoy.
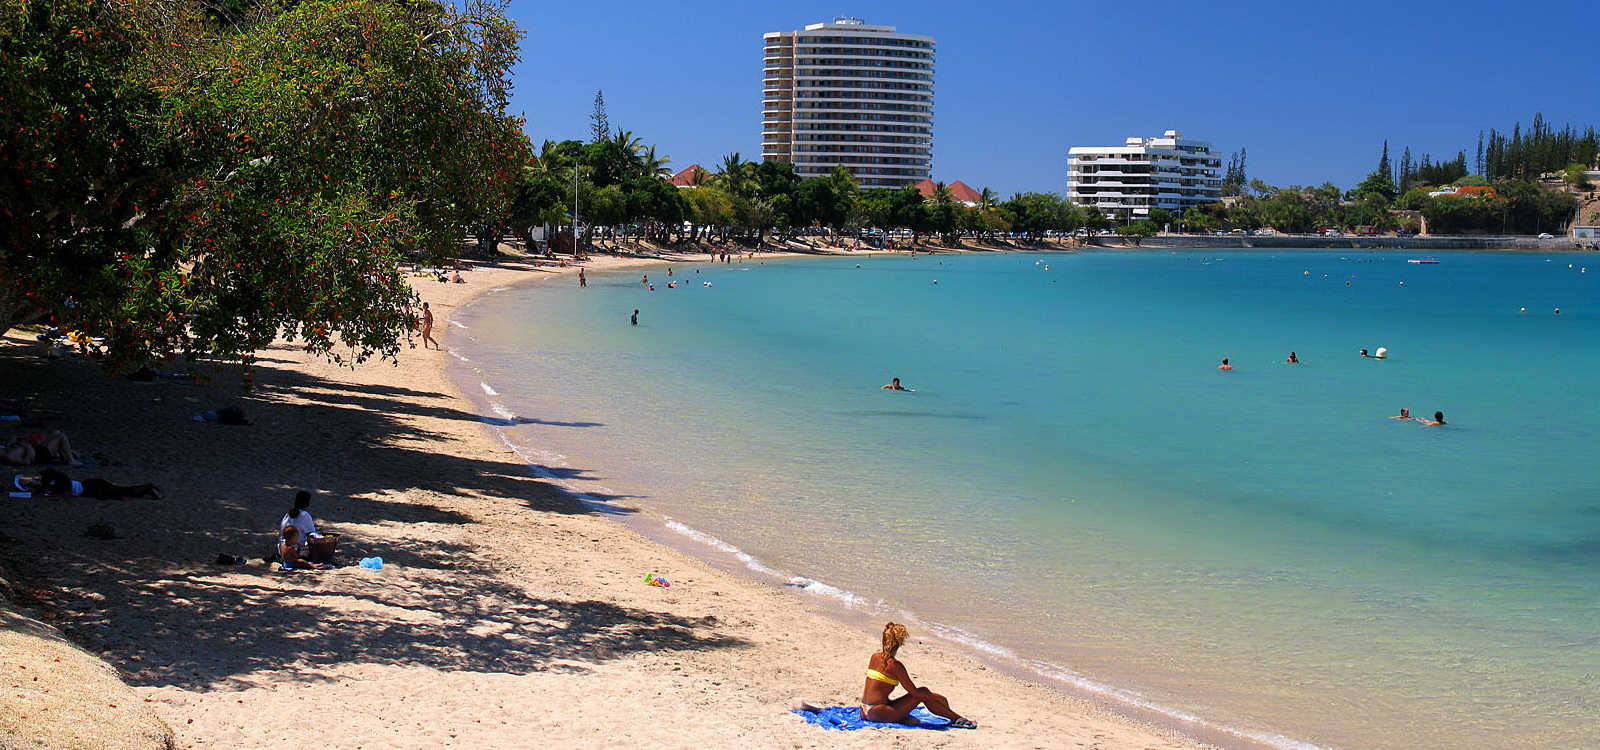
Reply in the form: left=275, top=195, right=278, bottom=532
left=1374, top=347, right=1388, bottom=359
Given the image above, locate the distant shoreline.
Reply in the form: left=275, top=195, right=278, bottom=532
left=1106, top=234, right=1596, bottom=252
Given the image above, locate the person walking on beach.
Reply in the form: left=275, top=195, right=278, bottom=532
left=861, top=623, right=976, bottom=729
left=420, top=302, right=440, bottom=350
left=630, top=309, right=639, bottom=326
left=579, top=268, right=587, bottom=287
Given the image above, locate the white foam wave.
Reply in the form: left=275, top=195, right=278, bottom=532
left=488, top=431, right=619, bottom=513
left=907, top=623, right=1324, bottom=750
left=479, top=382, right=499, bottom=396
left=661, top=518, right=785, bottom=579
left=449, top=320, right=468, bottom=329
left=490, top=403, right=517, bottom=421
left=447, top=349, right=471, bottom=363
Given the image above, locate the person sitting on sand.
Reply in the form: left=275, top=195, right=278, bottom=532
left=1390, top=407, right=1412, bottom=420
left=275, top=527, right=325, bottom=571
left=881, top=377, right=907, bottom=391
left=2, top=430, right=79, bottom=466
left=1417, top=410, right=1447, bottom=426
left=279, top=490, right=323, bottom=552
left=12, top=468, right=160, bottom=499
left=861, top=622, right=976, bottom=729
left=280, top=489, right=339, bottom=563
left=1286, top=352, right=1299, bottom=364
left=452, top=271, right=465, bottom=284
left=1218, top=358, right=1233, bottom=371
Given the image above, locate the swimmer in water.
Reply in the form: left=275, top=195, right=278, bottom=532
left=630, top=309, right=638, bottom=326
left=1360, top=349, right=1369, bottom=357
left=1417, top=410, right=1446, bottom=426
left=1390, top=407, right=1412, bottom=420
left=881, top=378, right=907, bottom=391
left=641, top=275, right=648, bottom=286
left=1218, top=358, right=1233, bottom=371
left=1286, top=351, right=1299, bottom=364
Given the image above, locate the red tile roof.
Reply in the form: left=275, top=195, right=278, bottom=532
left=670, top=164, right=708, bottom=187
left=948, top=180, right=984, bottom=204
left=914, top=179, right=985, bottom=204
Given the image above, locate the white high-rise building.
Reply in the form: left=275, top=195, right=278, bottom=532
left=1067, top=131, right=1222, bottom=218
left=762, top=18, right=934, bottom=189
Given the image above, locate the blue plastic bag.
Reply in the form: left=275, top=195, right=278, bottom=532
left=358, top=556, right=384, bottom=570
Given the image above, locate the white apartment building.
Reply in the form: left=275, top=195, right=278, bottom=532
left=1067, top=130, right=1222, bottom=218
left=762, top=18, right=934, bottom=189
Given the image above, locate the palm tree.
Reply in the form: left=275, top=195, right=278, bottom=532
left=716, top=152, right=748, bottom=196
left=641, top=145, right=671, bottom=178
left=528, top=139, right=567, bottom=180
left=978, top=187, right=997, bottom=212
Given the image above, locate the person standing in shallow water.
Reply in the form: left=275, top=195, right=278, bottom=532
left=630, top=309, right=638, bottom=326
left=578, top=268, right=586, bottom=287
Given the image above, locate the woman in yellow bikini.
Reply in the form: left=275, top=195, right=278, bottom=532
left=862, top=622, right=977, bottom=728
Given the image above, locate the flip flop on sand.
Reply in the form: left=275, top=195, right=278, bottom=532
left=946, top=718, right=978, bottom=729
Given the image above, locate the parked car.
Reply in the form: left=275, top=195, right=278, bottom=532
left=1537, top=233, right=1555, bottom=239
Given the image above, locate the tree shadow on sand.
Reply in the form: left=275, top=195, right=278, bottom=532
left=38, top=551, right=743, bottom=691
left=0, top=335, right=711, bottom=693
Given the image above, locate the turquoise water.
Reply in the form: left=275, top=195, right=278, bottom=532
left=453, top=250, right=1600, bottom=748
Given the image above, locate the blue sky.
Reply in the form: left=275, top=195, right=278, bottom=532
left=506, top=0, right=1595, bottom=195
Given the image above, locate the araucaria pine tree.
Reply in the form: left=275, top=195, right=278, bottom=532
left=590, top=90, right=610, bottom=143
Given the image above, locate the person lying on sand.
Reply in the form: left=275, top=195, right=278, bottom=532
left=12, top=468, right=161, bottom=499
left=2, top=430, right=80, bottom=466
left=274, top=527, right=326, bottom=571
left=862, top=622, right=976, bottom=728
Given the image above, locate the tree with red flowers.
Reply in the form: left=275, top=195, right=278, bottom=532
left=1, top=0, right=528, bottom=368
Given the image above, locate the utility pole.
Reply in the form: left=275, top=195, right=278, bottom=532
left=572, top=166, right=581, bottom=255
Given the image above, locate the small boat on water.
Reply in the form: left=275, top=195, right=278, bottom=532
left=1407, top=258, right=1440, bottom=264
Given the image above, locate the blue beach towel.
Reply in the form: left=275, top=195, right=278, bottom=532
left=791, top=706, right=953, bottom=731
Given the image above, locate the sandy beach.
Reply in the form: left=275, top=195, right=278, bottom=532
left=1, top=247, right=1215, bottom=749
